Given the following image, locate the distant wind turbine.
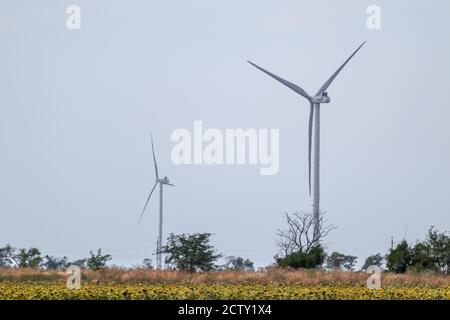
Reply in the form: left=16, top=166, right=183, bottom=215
left=248, top=42, right=366, bottom=242
left=139, top=134, right=174, bottom=269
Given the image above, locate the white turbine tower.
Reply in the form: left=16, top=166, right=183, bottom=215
left=248, top=42, right=366, bottom=243
left=139, top=134, right=174, bottom=269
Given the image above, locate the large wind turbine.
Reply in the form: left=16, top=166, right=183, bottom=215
left=139, top=135, right=174, bottom=269
left=248, top=42, right=365, bottom=243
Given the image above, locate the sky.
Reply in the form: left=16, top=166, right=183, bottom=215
left=1, top=0, right=449, bottom=268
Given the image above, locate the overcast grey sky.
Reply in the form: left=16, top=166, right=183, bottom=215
left=1, top=0, right=449, bottom=268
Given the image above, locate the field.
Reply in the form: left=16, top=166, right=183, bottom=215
left=1, top=282, right=449, bottom=300
left=1, top=268, right=449, bottom=300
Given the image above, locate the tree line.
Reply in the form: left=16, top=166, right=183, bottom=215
left=0, top=246, right=112, bottom=271
left=274, top=212, right=449, bottom=274
left=0, top=236, right=254, bottom=272
left=1, top=212, right=448, bottom=274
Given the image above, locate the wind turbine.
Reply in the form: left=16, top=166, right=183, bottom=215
left=248, top=42, right=365, bottom=243
left=139, top=134, right=174, bottom=269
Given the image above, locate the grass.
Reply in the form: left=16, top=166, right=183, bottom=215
left=1, top=267, right=449, bottom=286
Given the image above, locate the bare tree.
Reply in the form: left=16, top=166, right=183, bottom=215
left=277, top=211, right=336, bottom=258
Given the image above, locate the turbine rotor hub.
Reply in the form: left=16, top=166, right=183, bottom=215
left=157, top=177, right=170, bottom=184
left=312, top=92, right=331, bottom=104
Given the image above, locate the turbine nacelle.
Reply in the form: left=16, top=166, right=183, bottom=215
left=311, top=92, right=330, bottom=104
left=157, top=176, right=172, bottom=185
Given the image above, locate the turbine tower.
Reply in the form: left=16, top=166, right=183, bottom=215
left=139, top=134, right=174, bottom=269
left=248, top=42, right=365, bottom=243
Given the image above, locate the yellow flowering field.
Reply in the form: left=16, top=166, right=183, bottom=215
left=0, top=282, right=449, bottom=300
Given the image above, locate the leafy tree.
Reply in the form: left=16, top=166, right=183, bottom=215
left=14, top=247, right=42, bottom=268
left=86, top=249, right=112, bottom=270
left=386, top=240, right=412, bottom=273
left=42, top=255, right=70, bottom=270
left=162, top=233, right=221, bottom=272
left=224, top=256, right=254, bottom=271
left=276, top=245, right=326, bottom=269
left=361, top=253, right=384, bottom=271
left=425, top=227, right=450, bottom=273
left=0, top=244, right=17, bottom=267
left=410, top=242, right=433, bottom=272
left=326, top=252, right=357, bottom=271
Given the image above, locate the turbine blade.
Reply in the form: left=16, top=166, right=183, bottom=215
left=138, top=182, right=158, bottom=222
left=308, top=102, right=314, bottom=195
left=167, top=183, right=175, bottom=187
left=151, top=134, right=159, bottom=179
left=315, top=41, right=366, bottom=96
left=247, top=60, right=312, bottom=100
